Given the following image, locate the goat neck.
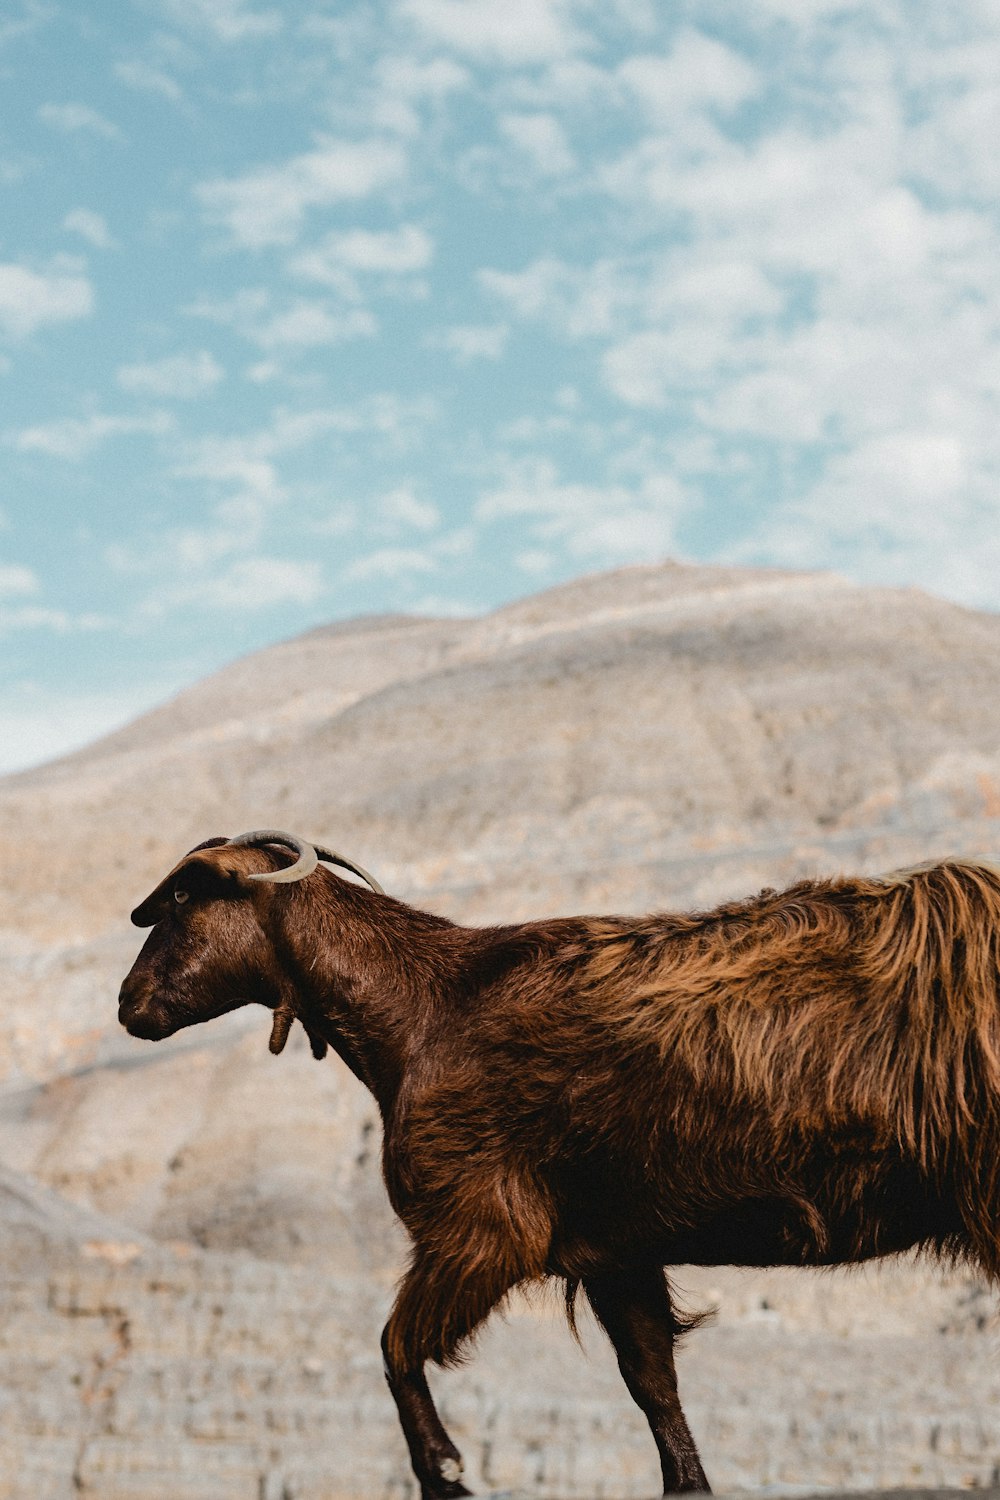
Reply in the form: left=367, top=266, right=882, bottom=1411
left=268, top=869, right=459, bottom=1115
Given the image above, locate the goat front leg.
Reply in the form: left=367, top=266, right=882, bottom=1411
left=381, top=1250, right=515, bottom=1500
left=585, top=1266, right=710, bottom=1495
left=381, top=1333, right=469, bottom=1500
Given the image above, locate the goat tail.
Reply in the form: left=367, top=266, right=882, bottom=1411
left=578, top=1267, right=714, bottom=1348
left=670, top=1290, right=714, bottom=1340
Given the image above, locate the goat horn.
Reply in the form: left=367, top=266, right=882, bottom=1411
left=227, top=830, right=318, bottom=884
left=313, top=844, right=385, bottom=896
left=227, top=829, right=385, bottom=895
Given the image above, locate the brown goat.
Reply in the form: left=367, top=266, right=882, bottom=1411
left=118, top=832, right=1000, bottom=1498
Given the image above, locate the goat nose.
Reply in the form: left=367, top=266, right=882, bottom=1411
left=117, top=982, right=166, bottom=1040
left=117, top=978, right=140, bottom=1021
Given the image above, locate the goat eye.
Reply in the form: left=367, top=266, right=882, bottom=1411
left=174, top=889, right=189, bottom=905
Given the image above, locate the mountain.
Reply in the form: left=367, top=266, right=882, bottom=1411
left=2, top=561, right=1000, bottom=1496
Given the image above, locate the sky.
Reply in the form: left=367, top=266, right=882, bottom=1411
left=2, top=0, right=1000, bottom=773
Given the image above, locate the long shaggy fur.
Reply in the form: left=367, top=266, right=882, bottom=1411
left=561, top=859, right=1000, bottom=1278
left=390, top=857, right=1000, bottom=1320
left=650, top=861, right=1000, bottom=1255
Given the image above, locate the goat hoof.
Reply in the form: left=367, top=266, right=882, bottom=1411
left=417, top=1453, right=472, bottom=1500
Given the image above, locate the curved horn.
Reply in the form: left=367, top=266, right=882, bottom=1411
left=313, top=844, right=385, bottom=896
left=227, top=830, right=318, bottom=884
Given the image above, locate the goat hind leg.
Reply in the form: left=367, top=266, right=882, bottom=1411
left=382, top=1253, right=514, bottom=1500
left=585, top=1266, right=710, bottom=1494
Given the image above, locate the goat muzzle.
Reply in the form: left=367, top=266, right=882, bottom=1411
left=117, top=981, right=175, bottom=1040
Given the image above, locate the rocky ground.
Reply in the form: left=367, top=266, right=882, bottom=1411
left=2, top=561, right=1000, bottom=1497
left=4, top=1177, right=1000, bottom=1499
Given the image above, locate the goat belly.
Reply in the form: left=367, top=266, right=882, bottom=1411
left=549, top=1144, right=955, bottom=1274
left=654, top=1158, right=956, bottom=1269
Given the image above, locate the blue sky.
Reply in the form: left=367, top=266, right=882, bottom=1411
left=2, top=0, right=1000, bottom=772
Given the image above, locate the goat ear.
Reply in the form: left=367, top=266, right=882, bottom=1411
left=131, top=873, right=175, bottom=928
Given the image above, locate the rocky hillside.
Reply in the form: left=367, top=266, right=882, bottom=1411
left=1, top=560, right=1000, bottom=1497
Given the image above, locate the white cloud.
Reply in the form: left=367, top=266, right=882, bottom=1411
left=399, top=0, right=589, bottom=63
left=504, top=57, right=618, bottom=111
left=181, top=414, right=432, bottom=565
left=112, top=425, right=322, bottom=612
left=0, top=604, right=109, bottom=635
left=167, top=400, right=439, bottom=544
left=244, top=360, right=283, bottom=384
left=476, top=458, right=685, bottom=560
left=109, top=490, right=271, bottom=579
left=0, top=3, right=52, bottom=49
left=254, top=302, right=376, bottom=349
left=480, top=256, right=634, bottom=337
left=749, top=0, right=864, bottom=17
left=117, top=350, right=225, bottom=399
left=373, top=54, right=471, bottom=131
left=515, top=548, right=554, bottom=575
left=187, top=287, right=376, bottom=348
left=11, top=410, right=172, bottom=461
left=310, top=505, right=357, bottom=538
left=736, top=429, right=1000, bottom=609
left=121, top=398, right=438, bottom=610
left=38, top=102, right=122, bottom=139
left=602, top=330, right=682, bottom=408
left=186, top=286, right=270, bottom=326
left=244, top=396, right=438, bottom=452
left=618, top=30, right=761, bottom=121
left=114, top=60, right=183, bottom=102
left=0, top=261, right=93, bottom=339
left=378, top=487, right=440, bottom=531
left=181, top=556, right=323, bottom=611
left=905, top=53, right=1000, bottom=203
left=647, top=259, right=783, bottom=323
left=371, top=53, right=472, bottom=133
left=479, top=259, right=565, bottom=319
left=344, top=546, right=437, bottom=582
left=0, top=563, right=38, bottom=598
left=482, top=253, right=787, bottom=389
left=767, top=431, right=977, bottom=554
left=602, top=308, right=761, bottom=406
left=163, top=0, right=282, bottom=41
left=290, top=224, right=433, bottom=287
left=175, top=439, right=285, bottom=506
left=197, top=137, right=406, bottom=249
left=477, top=28, right=1000, bottom=577
left=437, top=322, right=509, bottom=362
left=321, top=392, right=440, bottom=441
left=62, top=208, right=116, bottom=249
left=376, top=54, right=471, bottom=99
left=822, top=432, right=972, bottom=526
left=498, top=112, right=575, bottom=175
